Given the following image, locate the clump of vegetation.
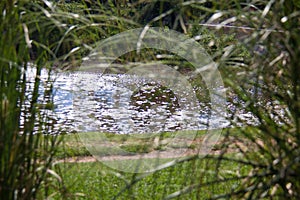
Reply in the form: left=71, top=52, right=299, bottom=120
left=0, top=1, right=62, bottom=199
left=157, top=0, right=300, bottom=199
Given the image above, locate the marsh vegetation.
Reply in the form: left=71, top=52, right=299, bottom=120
left=1, top=0, right=299, bottom=199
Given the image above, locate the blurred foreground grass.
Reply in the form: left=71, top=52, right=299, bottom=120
left=48, top=155, right=250, bottom=200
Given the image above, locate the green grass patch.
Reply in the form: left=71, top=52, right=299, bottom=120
left=53, top=127, right=259, bottom=159
left=47, top=156, right=250, bottom=199
left=54, top=130, right=208, bottom=159
left=54, top=134, right=91, bottom=159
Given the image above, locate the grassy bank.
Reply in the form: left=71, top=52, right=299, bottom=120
left=42, top=126, right=268, bottom=199
left=55, top=130, right=207, bottom=159
left=45, top=128, right=251, bottom=199
left=54, top=127, right=251, bottom=159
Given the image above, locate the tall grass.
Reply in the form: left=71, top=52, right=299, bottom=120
left=214, top=1, right=300, bottom=198
left=128, top=0, right=300, bottom=199
left=0, top=0, right=138, bottom=199
left=0, top=0, right=95, bottom=198
left=0, top=1, right=60, bottom=199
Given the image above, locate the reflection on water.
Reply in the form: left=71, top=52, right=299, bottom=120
left=72, top=73, right=212, bottom=134
left=24, top=67, right=259, bottom=134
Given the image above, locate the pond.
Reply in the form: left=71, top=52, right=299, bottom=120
left=23, top=67, right=257, bottom=134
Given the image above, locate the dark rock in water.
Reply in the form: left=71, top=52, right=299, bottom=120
left=129, top=82, right=181, bottom=131
left=130, top=82, right=179, bottom=114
